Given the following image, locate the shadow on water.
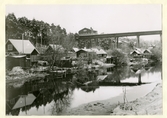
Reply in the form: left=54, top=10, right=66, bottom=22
left=6, top=62, right=162, bottom=115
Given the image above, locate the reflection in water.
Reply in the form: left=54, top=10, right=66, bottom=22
left=6, top=63, right=162, bottom=115
left=6, top=78, right=73, bottom=115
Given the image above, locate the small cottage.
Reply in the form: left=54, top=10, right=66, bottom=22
left=143, top=49, right=152, bottom=58
left=91, top=48, right=107, bottom=58
left=75, top=48, right=94, bottom=59
left=130, top=48, right=143, bottom=58
left=6, top=39, right=39, bottom=69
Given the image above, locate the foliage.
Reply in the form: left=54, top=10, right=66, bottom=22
left=150, top=47, right=162, bottom=61
left=45, top=45, right=65, bottom=69
left=87, top=52, right=97, bottom=63
left=107, top=48, right=129, bottom=65
left=62, top=33, right=76, bottom=51
left=5, top=13, right=75, bottom=48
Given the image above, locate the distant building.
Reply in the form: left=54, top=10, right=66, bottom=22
left=77, top=27, right=98, bottom=48
left=73, top=47, right=107, bottom=59
left=78, top=27, right=98, bottom=35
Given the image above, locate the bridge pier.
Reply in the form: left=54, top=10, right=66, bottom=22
left=160, top=34, right=162, bottom=46
left=116, top=37, right=118, bottom=48
left=137, top=35, right=140, bottom=48
left=95, top=38, right=98, bottom=46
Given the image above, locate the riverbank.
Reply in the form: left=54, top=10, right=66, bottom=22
left=6, top=66, right=49, bottom=87
left=60, top=82, right=162, bottom=115
left=111, top=82, right=162, bottom=115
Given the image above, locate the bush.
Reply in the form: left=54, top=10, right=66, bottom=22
left=150, top=47, right=162, bottom=61
left=9, top=66, right=25, bottom=75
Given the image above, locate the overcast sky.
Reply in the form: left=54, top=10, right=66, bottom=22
left=6, top=4, right=161, bottom=34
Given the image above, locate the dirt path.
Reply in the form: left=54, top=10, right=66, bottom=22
left=59, top=82, right=162, bottom=115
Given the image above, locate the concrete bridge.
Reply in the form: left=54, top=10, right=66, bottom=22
left=76, top=30, right=162, bottom=48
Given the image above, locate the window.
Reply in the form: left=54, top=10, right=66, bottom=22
left=8, top=44, right=13, bottom=51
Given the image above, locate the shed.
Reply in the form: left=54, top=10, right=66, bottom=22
left=76, top=49, right=88, bottom=58
left=6, top=55, right=29, bottom=70
left=91, top=48, right=107, bottom=58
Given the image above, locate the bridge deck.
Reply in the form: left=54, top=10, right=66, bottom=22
left=78, top=30, right=162, bottom=39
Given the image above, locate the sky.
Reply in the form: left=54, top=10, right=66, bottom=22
left=6, top=4, right=162, bottom=41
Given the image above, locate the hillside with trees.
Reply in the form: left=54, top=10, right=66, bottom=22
left=6, top=13, right=77, bottom=51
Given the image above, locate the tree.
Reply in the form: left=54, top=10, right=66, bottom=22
left=107, top=48, right=129, bottom=66
left=49, top=24, right=67, bottom=45
left=45, top=45, right=65, bottom=70
left=62, top=33, right=76, bottom=51
left=6, top=13, right=19, bottom=40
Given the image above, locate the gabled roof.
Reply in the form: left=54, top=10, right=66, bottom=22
left=80, top=28, right=91, bottom=31
left=73, top=47, right=80, bottom=52
left=74, top=47, right=107, bottom=55
left=47, top=44, right=65, bottom=52
left=143, top=49, right=152, bottom=54
left=130, top=48, right=143, bottom=55
left=91, top=48, right=107, bottom=55
left=7, top=39, right=39, bottom=54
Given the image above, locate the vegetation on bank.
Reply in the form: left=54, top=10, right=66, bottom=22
left=6, top=66, right=48, bottom=87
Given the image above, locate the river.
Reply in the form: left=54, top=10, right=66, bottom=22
left=6, top=63, right=162, bottom=115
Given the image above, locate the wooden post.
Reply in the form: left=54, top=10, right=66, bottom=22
left=22, top=33, right=24, bottom=53
left=24, top=95, right=27, bottom=115
left=138, top=73, right=141, bottom=84
left=137, top=35, right=140, bottom=48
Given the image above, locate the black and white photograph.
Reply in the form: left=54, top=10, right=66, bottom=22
left=5, top=4, right=162, bottom=115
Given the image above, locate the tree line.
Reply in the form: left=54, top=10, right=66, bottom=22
left=5, top=13, right=77, bottom=50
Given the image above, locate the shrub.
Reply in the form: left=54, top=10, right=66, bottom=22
left=150, top=47, right=162, bottom=61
